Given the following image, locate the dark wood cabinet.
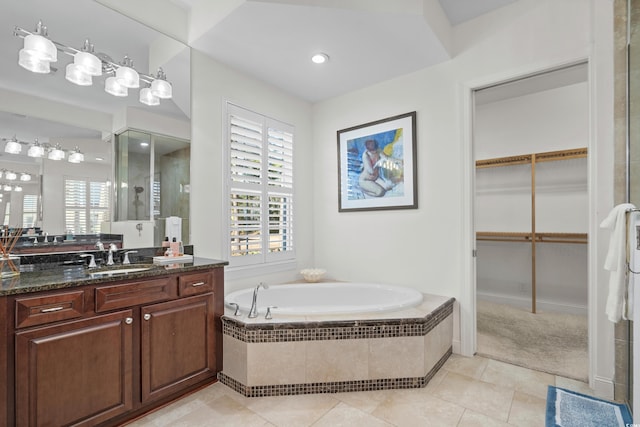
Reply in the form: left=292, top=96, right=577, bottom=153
left=15, top=310, right=134, bottom=427
left=2, top=266, right=224, bottom=427
left=141, top=293, right=215, bottom=402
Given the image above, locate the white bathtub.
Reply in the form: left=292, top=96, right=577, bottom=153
left=225, top=282, right=424, bottom=315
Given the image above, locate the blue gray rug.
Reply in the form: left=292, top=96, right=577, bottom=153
left=546, top=386, right=632, bottom=426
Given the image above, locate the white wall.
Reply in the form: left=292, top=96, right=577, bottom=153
left=310, top=0, right=615, bottom=397
left=190, top=51, right=314, bottom=291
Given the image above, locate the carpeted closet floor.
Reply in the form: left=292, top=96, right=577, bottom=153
left=476, top=299, right=588, bottom=382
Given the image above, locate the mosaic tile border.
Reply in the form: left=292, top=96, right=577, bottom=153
left=219, top=346, right=452, bottom=397
left=223, top=297, right=454, bottom=343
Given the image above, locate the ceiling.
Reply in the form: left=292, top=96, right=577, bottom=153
left=183, top=0, right=521, bottom=102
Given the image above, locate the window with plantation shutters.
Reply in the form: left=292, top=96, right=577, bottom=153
left=22, top=195, right=38, bottom=227
left=226, top=104, right=294, bottom=266
left=64, top=177, right=110, bottom=234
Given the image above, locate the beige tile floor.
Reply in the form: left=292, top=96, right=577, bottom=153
left=126, top=355, right=594, bottom=427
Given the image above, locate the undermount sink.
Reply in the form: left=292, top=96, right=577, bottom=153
left=89, top=265, right=153, bottom=277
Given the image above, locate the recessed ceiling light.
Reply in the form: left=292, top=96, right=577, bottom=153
left=311, top=53, right=329, bottom=64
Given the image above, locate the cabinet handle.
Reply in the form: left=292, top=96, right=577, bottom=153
left=125, top=317, right=133, bottom=325
left=191, top=281, right=206, bottom=287
left=143, top=313, right=151, bottom=321
left=40, top=306, right=64, bottom=313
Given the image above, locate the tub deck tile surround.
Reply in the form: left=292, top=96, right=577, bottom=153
left=220, top=294, right=455, bottom=397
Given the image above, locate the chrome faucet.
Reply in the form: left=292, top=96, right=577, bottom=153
left=106, top=243, right=118, bottom=265
left=95, top=241, right=104, bottom=251
left=123, top=250, right=137, bottom=265
left=79, top=253, right=97, bottom=268
left=248, top=283, right=269, bottom=318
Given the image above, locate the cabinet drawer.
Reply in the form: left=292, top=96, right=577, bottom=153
left=15, top=290, right=85, bottom=329
left=178, top=271, right=214, bottom=296
left=96, top=277, right=177, bottom=312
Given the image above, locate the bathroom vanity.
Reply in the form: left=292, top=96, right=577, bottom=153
left=0, top=257, right=227, bottom=427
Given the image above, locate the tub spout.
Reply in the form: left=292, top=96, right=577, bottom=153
left=248, top=282, right=269, bottom=318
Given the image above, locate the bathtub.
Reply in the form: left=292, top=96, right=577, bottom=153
left=224, top=282, right=424, bottom=315
left=220, top=284, right=455, bottom=397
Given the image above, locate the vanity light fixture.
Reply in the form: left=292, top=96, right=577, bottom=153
left=27, top=140, right=45, bottom=158
left=14, top=23, right=173, bottom=106
left=68, top=147, right=84, bottom=163
left=115, top=56, right=140, bottom=88
left=105, top=76, right=128, bottom=97
left=17, top=21, right=57, bottom=73
left=311, top=53, right=329, bottom=64
left=4, top=137, right=22, bottom=155
left=48, top=144, right=65, bottom=161
left=151, top=68, right=172, bottom=99
left=13, top=186, right=22, bottom=192
left=4, top=172, right=17, bottom=181
left=139, top=87, right=160, bottom=106
left=20, top=173, right=31, bottom=182
left=3, top=185, right=12, bottom=192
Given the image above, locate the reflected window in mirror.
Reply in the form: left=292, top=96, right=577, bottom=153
left=64, top=177, right=111, bottom=234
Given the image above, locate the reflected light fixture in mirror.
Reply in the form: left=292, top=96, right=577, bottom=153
left=48, top=144, right=65, bottom=160
left=68, top=147, right=85, bottom=163
left=27, top=140, right=44, bottom=158
left=4, top=137, right=21, bottom=154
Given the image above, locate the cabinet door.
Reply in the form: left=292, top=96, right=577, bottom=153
left=141, top=293, right=215, bottom=403
left=15, top=310, right=134, bottom=427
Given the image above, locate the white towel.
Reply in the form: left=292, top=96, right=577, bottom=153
left=600, top=203, right=636, bottom=322
left=626, top=211, right=640, bottom=320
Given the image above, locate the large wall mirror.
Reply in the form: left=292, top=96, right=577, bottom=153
left=0, top=0, right=190, bottom=249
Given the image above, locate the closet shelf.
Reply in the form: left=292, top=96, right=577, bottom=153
left=475, top=146, right=588, bottom=313
left=475, top=147, right=587, bottom=168
left=476, top=231, right=587, bottom=244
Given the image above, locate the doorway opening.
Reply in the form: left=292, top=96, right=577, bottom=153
left=472, top=63, right=590, bottom=383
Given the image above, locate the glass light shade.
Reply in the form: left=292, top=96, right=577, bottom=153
left=65, top=63, right=92, bottom=86
left=18, top=49, right=50, bottom=73
left=115, top=66, right=139, bottom=88
left=105, top=76, right=128, bottom=97
left=74, top=51, right=101, bottom=76
left=20, top=173, right=31, bottom=182
left=139, top=88, right=160, bottom=106
left=13, top=186, right=22, bottom=192
left=27, top=144, right=45, bottom=158
left=0, top=171, right=3, bottom=179
left=48, top=145, right=65, bottom=160
left=4, top=172, right=17, bottom=181
left=22, top=33, right=57, bottom=62
left=4, top=140, right=21, bottom=154
left=150, top=79, right=172, bottom=99
left=68, top=150, right=84, bottom=163
left=3, top=185, right=11, bottom=192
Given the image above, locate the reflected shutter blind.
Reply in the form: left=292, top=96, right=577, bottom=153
left=227, top=104, right=294, bottom=265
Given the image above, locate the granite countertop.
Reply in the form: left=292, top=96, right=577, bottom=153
left=0, top=257, right=228, bottom=297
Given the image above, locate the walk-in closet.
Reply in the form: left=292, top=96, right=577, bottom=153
left=474, top=63, right=589, bottom=381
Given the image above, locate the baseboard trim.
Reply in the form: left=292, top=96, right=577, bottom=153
left=592, top=375, right=614, bottom=400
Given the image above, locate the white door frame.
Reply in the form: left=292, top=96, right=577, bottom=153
left=459, top=57, right=594, bottom=388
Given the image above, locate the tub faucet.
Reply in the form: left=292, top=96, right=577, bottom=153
left=248, top=282, right=269, bottom=318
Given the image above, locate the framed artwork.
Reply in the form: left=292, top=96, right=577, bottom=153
left=337, top=111, right=417, bottom=212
